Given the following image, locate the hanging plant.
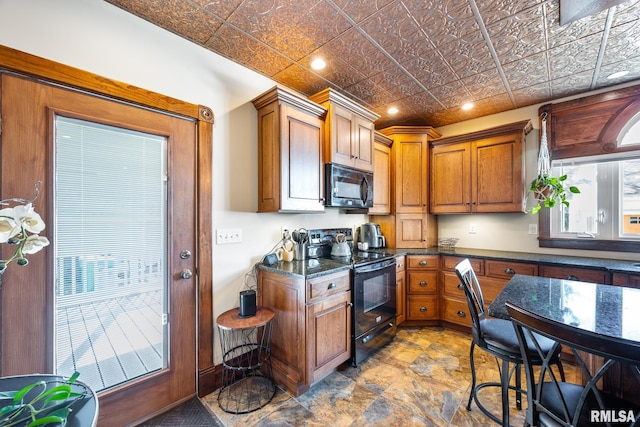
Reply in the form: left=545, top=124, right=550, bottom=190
left=530, top=174, right=580, bottom=214
left=529, top=114, right=580, bottom=214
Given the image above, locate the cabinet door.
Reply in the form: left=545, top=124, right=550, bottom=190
left=353, top=114, right=374, bottom=171
left=472, top=134, right=525, bottom=213
left=281, top=104, right=325, bottom=212
left=370, top=141, right=391, bottom=214
left=430, top=142, right=471, bottom=213
left=394, top=213, right=437, bottom=248
left=540, top=265, right=610, bottom=284
left=395, top=134, right=428, bottom=213
left=306, top=291, right=351, bottom=382
left=330, top=104, right=355, bottom=168
left=396, top=269, right=406, bottom=325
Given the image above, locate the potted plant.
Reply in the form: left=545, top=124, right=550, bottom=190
left=529, top=174, right=580, bottom=214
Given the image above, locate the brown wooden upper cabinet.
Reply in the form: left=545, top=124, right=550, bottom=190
left=369, top=131, right=393, bottom=215
left=376, top=126, right=441, bottom=248
left=252, top=86, right=327, bottom=213
left=430, top=120, right=531, bottom=214
left=309, top=88, right=379, bottom=172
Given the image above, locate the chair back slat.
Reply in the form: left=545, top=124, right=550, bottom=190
left=507, top=302, right=640, bottom=427
left=454, top=259, right=486, bottom=341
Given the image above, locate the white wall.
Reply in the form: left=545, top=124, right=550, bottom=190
left=0, top=0, right=368, bottom=364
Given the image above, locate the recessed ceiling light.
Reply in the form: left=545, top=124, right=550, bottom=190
left=387, top=107, right=399, bottom=114
left=462, top=102, right=474, bottom=111
left=607, top=70, right=629, bottom=80
left=311, top=59, right=326, bottom=70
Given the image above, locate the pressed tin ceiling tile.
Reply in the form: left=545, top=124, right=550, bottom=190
left=190, top=0, right=243, bottom=20
left=332, top=0, right=395, bottom=23
left=205, top=24, right=293, bottom=77
left=475, top=0, right=546, bottom=26
left=487, top=5, right=547, bottom=63
left=106, top=0, right=640, bottom=127
left=512, top=82, right=552, bottom=108
left=105, top=0, right=222, bottom=44
left=502, top=51, right=550, bottom=89
left=548, top=33, right=603, bottom=80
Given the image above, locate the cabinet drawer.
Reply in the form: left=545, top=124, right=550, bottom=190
left=396, top=255, right=406, bottom=272
left=407, top=255, right=438, bottom=269
left=407, top=271, right=438, bottom=294
left=407, top=295, right=439, bottom=320
left=441, top=255, right=484, bottom=275
left=307, top=271, right=350, bottom=301
left=478, top=277, right=508, bottom=302
left=485, top=259, right=538, bottom=279
left=442, top=271, right=465, bottom=297
left=540, top=265, right=610, bottom=284
left=441, top=297, right=472, bottom=327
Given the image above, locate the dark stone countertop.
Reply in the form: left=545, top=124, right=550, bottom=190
left=258, top=247, right=640, bottom=279
left=382, top=247, right=640, bottom=275
left=257, top=258, right=351, bottom=279
left=488, top=274, right=640, bottom=345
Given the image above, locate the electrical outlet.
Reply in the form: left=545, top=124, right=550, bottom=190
left=216, top=228, right=242, bottom=244
left=469, top=223, right=477, bottom=234
left=528, top=224, right=538, bottom=235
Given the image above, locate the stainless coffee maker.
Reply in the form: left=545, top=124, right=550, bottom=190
left=358, top=223, right=386, bottom=249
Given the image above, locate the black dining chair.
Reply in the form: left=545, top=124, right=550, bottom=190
left=507, top=302, right=640, bottom=427
left=455, top=258, right=565, bottom=426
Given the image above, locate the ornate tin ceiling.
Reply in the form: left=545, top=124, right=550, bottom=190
left=106, top=0, right=640, bottom=128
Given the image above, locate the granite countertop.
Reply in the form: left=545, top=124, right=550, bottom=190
left=385, top=247, right=640, bottom=275
left=488, top=274, right=640, bottom=346
left=258, top=247, right=640, bottom=278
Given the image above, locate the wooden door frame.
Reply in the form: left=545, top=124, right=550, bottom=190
left=0, top=44, right=216, bottom=397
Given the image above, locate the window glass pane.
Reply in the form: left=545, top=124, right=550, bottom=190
left=556, top=163, right=598, bottom=234
left=54, top=116, right=168, bottom=392
left=619, top=112, right=640, bottom=146
left=621, top=159, right=640, bottom=237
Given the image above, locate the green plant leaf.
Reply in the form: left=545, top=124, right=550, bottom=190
left=569, top=186, right=580, bottom=194
left=558, top=174, right=568, bottom=181
left=14, top=382, right=46, bottom=403
left=67, top=372, right=80, bottom=384
left=531, top=205, right=541, bottom=214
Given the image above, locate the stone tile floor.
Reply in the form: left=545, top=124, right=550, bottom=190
left=198, top=326, right=577, bottom=427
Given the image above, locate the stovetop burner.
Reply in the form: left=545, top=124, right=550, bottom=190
left=308, top=228, right=395, bottom=267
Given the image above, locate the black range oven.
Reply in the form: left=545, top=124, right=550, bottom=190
left=352, top=257, right=396, bottom=366
left=307, top=228, right=397, bottom=367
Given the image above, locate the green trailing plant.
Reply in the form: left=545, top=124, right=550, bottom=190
left=0, top=372, right=87, bottom=426
left=530, top=174, right=581, bottom=215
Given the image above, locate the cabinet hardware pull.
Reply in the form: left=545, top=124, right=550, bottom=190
left=328, top=283, right=336, bottom=289
left=419, top=306, right=427, bottom=312
left=457, top=283, right=464, bottom=290
left=505, top=268, right=516, bottom=274
left=457, top=311, right=466, bottom=317
left=348, top=302, right=353, bottom=307
left=419, top=281, right=427, bottom=287
left=180, top=269, right=193, bottom=280
left=419, top=260, right=427, bottom=266
left=566, top=275, right=580, bottom=281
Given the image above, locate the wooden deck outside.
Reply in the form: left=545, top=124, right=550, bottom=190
left=56, top=287, right=165, bottom=392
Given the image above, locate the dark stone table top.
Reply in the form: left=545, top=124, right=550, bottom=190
left=488, top=274, right=640, bottom=344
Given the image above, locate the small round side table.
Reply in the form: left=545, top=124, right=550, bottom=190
left=216, top=305, right=276, bottom=414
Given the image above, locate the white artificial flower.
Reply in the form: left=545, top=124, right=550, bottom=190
left=22, top=234, right=50, bottom=255
left=13, top=203, right=46, bottom=234
left=0, top=209, right=17, bottom=244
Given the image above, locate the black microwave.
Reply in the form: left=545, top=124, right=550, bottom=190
left=325, top=163, right=374, bottom=209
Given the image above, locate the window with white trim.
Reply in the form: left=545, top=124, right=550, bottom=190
left=549, top=115, right=640, bottom=242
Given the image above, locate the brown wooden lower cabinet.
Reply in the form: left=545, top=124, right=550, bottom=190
left=257, top=268, right=351, bottom=397
left=406, top=255, right=439, bottom=321
left=407, top=295, right=439, bottom=320
left=539, top=264, right=610, bottom=284
left=395, top=255, right=406, bottom=325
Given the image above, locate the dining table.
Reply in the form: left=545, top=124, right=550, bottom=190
left=488, top=274, right=640, bottom=404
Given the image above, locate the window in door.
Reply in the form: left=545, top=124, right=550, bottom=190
left=54, top=116, right=168, bottom=392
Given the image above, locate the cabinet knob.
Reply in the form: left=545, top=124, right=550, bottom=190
left=419, top=260, right=427, bottom=266
left=180, top=269, right=193, bottom=280
left=457, top=310, right=466, bottom=317
left=348, top=302, right=354, bottom=307
left=397, top=263, right=403, bottom=268
left=566, top=275, right=580, bottom=281
left=419, top=306, right=427, bottom=312
left=505, top=268, right=516, bottom=275
left=457, top=283, right=464, bottom=290
left=328, top=282, right=336, bottom=290
left=419, top=281, right=427, bottom=287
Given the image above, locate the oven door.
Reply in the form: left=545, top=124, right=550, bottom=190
left=353, top=258, right=396, bottom=337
